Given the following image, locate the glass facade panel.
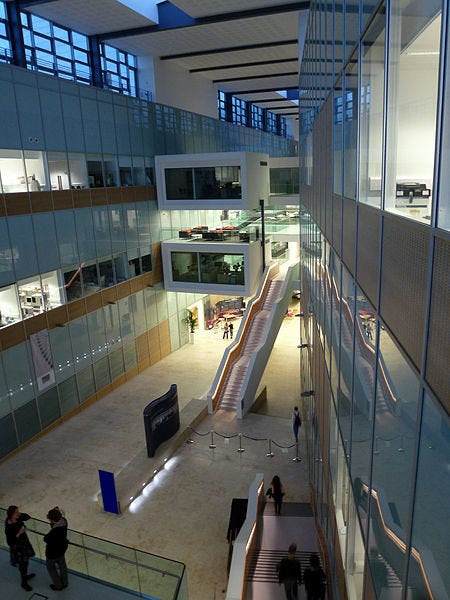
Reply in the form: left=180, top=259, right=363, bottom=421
left=37, top=386, right=60, bottom=429
left=384, top=2, right=441, bottom=223
left=50, top=324, right=75, bottom=383
left=200, top=253, right=244, bottom=285
left=343, top=51, right=358, bottom=200
left=58, top=375, right=79, bottom=415
left=165, top=168, right=194, bottom=200
left=270, top=167, right=299, bottom=194
left=359, top=7, right=385, bottom=208
left=3, top=342, right=36, bottom=410
left=171, top=252, right=198, bottom=283
left=194, top=166, right=241, bottom=199
left=407, top=393, right=450, bottom=599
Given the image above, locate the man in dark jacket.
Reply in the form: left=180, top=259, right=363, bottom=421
left=278, top=543, right=302, bottom=600
left=44, top=507, right=68, bottom=591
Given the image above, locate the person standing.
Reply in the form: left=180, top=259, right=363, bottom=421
left=292, top=406, right=302, bottom=443
left=229, top=322, right=234, bottom=339
left=267, top=475, right=285, bottom=515
left=44, top=507, right=69, bottom=591
left=278, top=543, right=302, bottom=600
left=222, top=321, right=229, bottom=339
left=303, top=553, right=327, bottom=600
left=4, top=505, right=36, bottom=591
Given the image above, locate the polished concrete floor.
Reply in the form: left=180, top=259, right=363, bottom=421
left=0, top=303, right=312, bottom=599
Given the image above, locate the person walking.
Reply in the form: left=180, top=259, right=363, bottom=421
left=267, top=475, right=285, bottom=515
left=44, top=507, right=69, bottom=591
left=4, top=505, right=36, bottom=591
left=278, top=543, right=302, bottom=600
left=222, top=321, right=229, bottom=339
left=292, top=406, right=302, bottom=443
left=303, top=553, right=327, bottom=600
left=229, top=322, right=234, bottom=339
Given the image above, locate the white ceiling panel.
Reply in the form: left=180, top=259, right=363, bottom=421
left=104, top=12, right=299, bottom=56
left=170, top=0, right=303, bottom=19
left=27, top=0, right=157, bottom=36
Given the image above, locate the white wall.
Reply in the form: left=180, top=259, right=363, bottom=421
left=153, top=58, right=218, bottom=118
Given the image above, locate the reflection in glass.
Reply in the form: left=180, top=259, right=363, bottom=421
left=171, top=252, right=198, bottom=282
left=194, top=166, right=241, bottom=199
left=165, top=168, right=194, bottom=200
left=407, top=393, right=449, bottom=599
left=200, top=253, right=244, bottom=285
left=270, top=167, right=299, bottom=194
left=351, top=289, right=377, bottom=535
left=367, top=330, right=420, bottom=596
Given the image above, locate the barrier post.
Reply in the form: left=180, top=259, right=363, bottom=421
left=266, top=439, right=274, bottom=457
left=209, top=430, right=217, bottom=449
left=236, top=433, right=245, bottom=453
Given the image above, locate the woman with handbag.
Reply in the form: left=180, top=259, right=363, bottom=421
left=5, top=505, right=36, bottom=591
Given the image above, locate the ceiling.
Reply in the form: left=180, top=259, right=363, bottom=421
left=16, top=0, right=309, bottom=118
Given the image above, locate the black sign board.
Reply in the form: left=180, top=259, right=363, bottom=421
left=143, top=384, right=180, bottom=457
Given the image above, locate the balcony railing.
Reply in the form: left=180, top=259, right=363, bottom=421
left=0, top=508, right=188, bottom=600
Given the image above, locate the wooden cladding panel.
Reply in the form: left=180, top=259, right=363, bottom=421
left=30, top=191, right=53, bottom=213
left=52, top=190, right=73, bottom=210
left=72, top=188, right=92, bottom=208
left=4, top=192, right=31, bottom=216
left=100, top=286, right=118, bottom=305
left=89, top=188, right=108, bottom=206
left=3, top=186, right=157, bottom=218
left=85, top=292, right=103, bottom=313
left=23, top=313, right=47, bottom=337
left=45, top=304, right=69, bottom=328
left=67, top=298, right=86, bottom=321
left=136, top=332, right=150, bottom=361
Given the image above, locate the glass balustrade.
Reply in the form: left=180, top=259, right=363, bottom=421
left=0, top=508, right=187, bottom=600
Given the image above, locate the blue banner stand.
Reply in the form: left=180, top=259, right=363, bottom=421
left=98, top=469, right=120, bottom=514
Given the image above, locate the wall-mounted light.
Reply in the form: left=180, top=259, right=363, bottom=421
left=297, top=343, right=309, bottom=349
left=301, top=390, right=315, bottom=397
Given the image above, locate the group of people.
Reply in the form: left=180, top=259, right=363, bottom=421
left=5, top=505, right=69, bottom=592
left=278, top=545, right=327, bottom=600
left=222, top=321, right=234, bottom=339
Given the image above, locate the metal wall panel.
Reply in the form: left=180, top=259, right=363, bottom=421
left=342, top=197, right=356, bottom=276
left=426, top=237, right=450, bottom=411
left=356, top=203, right=381, bottom=308
left=380, top=216, right=430, bottom=369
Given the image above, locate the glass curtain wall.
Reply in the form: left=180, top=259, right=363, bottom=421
left=384, top=1, right=442, bottom=223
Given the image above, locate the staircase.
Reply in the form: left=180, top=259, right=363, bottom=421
left=218, top=279, right=285, bottom=411
left=246, top=548, right=315, bottom=583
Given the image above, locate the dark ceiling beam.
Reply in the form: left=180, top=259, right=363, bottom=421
left=160, top=39, right=297, bottom=61
left=230, top=86, right=298, bottom=94
left=255, top=104, right=298, bottom=110
left=97, top=1, right=309, bottom=42
left=213, top=72, right=298, bottom=83
left=16, top=0, right=57, bottom=6
left=190, top=57, right=297, bottom=73
left=274, top=112, right=299, bottom=116
left=247, top=97, right=299, bottom=103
